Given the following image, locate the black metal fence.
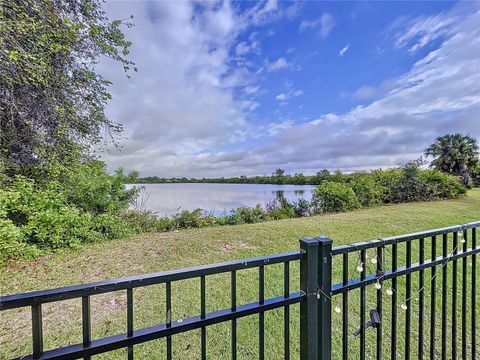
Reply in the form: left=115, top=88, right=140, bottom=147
left=1, top=221, right=478, bottom=359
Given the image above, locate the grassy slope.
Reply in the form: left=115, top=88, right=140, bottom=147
left=1, top=189, right=479, bottom=359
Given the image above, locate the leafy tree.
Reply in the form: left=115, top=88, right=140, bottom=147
left=273, top=168, right=285, bottom=184
left=291, top=172, right=306, bottom=185
left=425, top=134, right=479, bottom=187
left=0, top=0, right=135, bottom=171
left=273, top=168, right=285, bottom=177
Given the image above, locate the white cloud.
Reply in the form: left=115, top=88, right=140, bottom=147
left=352, top=85, right=376, bottom=100
left=319, top=13, right=335, bottom=38
left=99, top=1, right=250, bottom=175
left=276, top=87, right=303, bottom=102
left=266, top=120, right=294, bottom=136
left=265, top=57, right=292, bottom=72
left=244, top=85, right=261, bottom=95
left=339, top=44, right=350, bottom=57
left=235, top=42, right=250, bottom=55
left=299, top=13, right=335, bottom=38
left=392, top=12, right=458, bottom=53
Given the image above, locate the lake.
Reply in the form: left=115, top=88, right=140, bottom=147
left=127, top=183, right=317, bottom=216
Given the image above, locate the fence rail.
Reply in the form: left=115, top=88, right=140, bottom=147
left=1, top=221, right=479, bottom=359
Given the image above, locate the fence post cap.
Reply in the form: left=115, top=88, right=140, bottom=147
left=299, top=237, right=320, bottom=247
left=299, top=236, right=332, bottom=247
left=316, top=236, right=332, bottom=245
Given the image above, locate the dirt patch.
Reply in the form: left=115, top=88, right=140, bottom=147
left=220, top=241, right=256, bottom=253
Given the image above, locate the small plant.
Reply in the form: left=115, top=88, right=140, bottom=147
left=313, top=181, right=360, bottom=213
left=293, top=198, right=311, bottom=217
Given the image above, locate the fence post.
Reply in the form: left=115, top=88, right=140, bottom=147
left=300, top=236, right=333, bottom=360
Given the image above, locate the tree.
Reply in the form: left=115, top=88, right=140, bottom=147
left=0, top=0, right=135, bottom=172
left=272, top=168, right=285, bottom=184
left=425, top=134, right=479, bottom=187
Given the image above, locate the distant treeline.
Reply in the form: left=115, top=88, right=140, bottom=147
left=135, top=169, right=349, bottom=185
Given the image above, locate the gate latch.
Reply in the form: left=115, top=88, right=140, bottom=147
left=353, top=309, right=381, bottom=336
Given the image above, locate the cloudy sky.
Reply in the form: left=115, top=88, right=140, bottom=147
left=99, top=0, right=480, bottom=177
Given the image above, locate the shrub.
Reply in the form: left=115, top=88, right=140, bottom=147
left=369, top=168, right=402, bottom=203
left=419, top=169, right=466, bottom=198
left=0, top=218, right=40, bottom=263
left=350, top=176, right=383, bottom=207
left=264, top=197, right=295, bottom=220
left=121, top=210, right=175, bottom=233
left=0, top=161, right=141, bottom=262
left=293, top=198, right=311, bottom=217
left=313, top=181, right=360, bottom=213
left=221, top=205, right=267, bottom=225
left=172, top=209, right=217, bottom=229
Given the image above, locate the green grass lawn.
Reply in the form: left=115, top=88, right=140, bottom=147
left=1, top=189, right=479, bottom=359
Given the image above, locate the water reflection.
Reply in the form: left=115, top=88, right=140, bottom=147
left=127, top=183, right=317, bottom=216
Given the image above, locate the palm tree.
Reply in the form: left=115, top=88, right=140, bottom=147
left=425, top=134, right=479, bottom=187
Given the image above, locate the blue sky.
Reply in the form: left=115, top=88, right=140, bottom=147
left=100, top=1, right=480, bottom=177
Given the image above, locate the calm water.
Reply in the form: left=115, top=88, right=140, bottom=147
left=128, top=183, right=317, bottom=216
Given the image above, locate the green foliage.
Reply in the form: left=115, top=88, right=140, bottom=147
left=0, top=161, right=139, bottom=263
left=292, top=198, right=311, bottom=217
left=0, top=218, right=40, bottom=263
left=349, top=176, right=383, bottom=207
left=220, top=205, right=267, bottom=225
left=171, top=209, right=217, bottom=229
left=313, top=181, right=360, bottom=213
left=368, top=168, right=403, bottom=203
left=425, top=134, right=479, bottom=187
left=471, top=164, right=480, bottom=187
left=419, top=169, right=467, bottom=198
left=389, top=160, right=434, bottom=203
left=0, top=0, right=135, bottom=170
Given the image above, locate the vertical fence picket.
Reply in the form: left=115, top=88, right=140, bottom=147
left=441, top=233, right=448, bottom=360
left=405, top=240, right=412, bottom=360
left=430, top=236, right=437, bottom=360
left=283, top=261, right=290, bottom=360
left=342, top=253, right=348, bottom=360
left=82, top=296, right=91, bottom=360
left=461, top=229, right=467, bottom=360
left=31, top=304, right=43, bottom=359
left=359, top=249, right=366, bottom=360
left=259, top=265, right=265, bottom=360
left=376, top=247, right=382, bottom=360
left=418, top=238, right=425, bottom=360
left=472, top=227, right=477, bottom=359
left=166, top=281, right=172, bottom=360
left=391, top=242, right=398, bottom=360
left=452, top=232, right=458, bottom=360
left=200, top=275, right=206, bottom=360
left=127, top=288, right=134, bottom=360
left=231, top=270, right=237, bottom=360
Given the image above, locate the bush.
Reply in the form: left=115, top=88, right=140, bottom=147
left=172, top=209, right=217, bottom=229
left=313, top=181, right=360, bottom=213
left=369, top=168, right=402, bottom=203
left=0, top=161, right=140, bottom=263
left=389, top=162, right=434, bottom=203
left=293, top=198, right=311, bottom=217
left=264, top=197, right=295, bottom=220
left=350, top=176, right=383, bottom=207
left=221, top=205, right=267, bottom=225
left=0, top=218, right=40, bottom=263
left=121, top=210, right=175, bottom=233
left=419, top=169, right=466, bottom=198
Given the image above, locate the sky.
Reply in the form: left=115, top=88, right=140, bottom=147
left=99, top=0, right=480, bottom=178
